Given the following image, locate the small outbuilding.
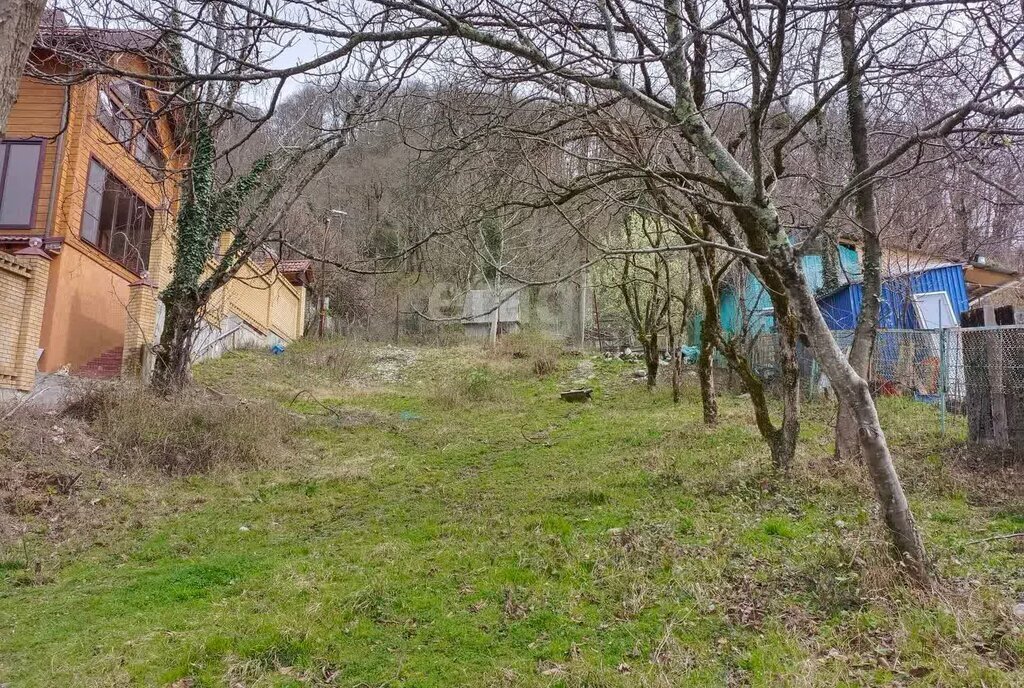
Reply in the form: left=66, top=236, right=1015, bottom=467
left=462, top=289, right=521, bottom=339
left=816, top=263, right=968, bottom=330
left=816, top=264, right=969, bottom=400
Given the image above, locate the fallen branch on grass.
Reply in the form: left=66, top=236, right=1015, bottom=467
left=966, top=532, right=1024, bottom=545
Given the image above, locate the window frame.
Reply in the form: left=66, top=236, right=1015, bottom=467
left=96, top=88, right=133, bottom=147
left=95, top=80, right=167, bottom=176
left=0, top=138, right=46, bottom=230
left=79, top=156, right=155, bottom=276
left=133, top=122, right=166, bottom=171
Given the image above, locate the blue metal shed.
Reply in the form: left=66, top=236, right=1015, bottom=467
left=816, top=263, right=969, bottom=330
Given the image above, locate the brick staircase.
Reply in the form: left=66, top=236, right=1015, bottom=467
left=76, top=347, right=124, bottom=379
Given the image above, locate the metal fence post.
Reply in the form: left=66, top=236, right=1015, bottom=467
left=939, top=327, right=946, bottom=435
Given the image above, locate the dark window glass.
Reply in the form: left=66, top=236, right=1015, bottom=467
left=134, top=127, right=165, bottom=171
left=80, top=159, right=154, bottom=274
left=0, top=140, right=44, bottom=228
left=97, top=88, right=133, bottom=145
left=97, top=80, right=165, bottom=173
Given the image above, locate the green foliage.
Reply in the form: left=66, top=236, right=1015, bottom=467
left=164, top=125, right=216, bottom=301
left=164, top=124, right=271, bottom=303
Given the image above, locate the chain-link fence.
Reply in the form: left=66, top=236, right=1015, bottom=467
left=744, top=325, right=1024, bottom=446
left=961, top=326, right=1024, bottom=447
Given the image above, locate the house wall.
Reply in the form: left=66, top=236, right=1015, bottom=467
left=191, top=256, right=306, bottom=360
left=13, top=62, right=181, bottom=372
left=3, top=77, right=65, bottom=236
left=817, top=264, right=969, bottom=331
left=0, top=249, right=51, bottom=392
left=720, top=254, right=822, bottom=337
left=38, top=243, right=130, bottom=371
left=0, top=258, right=30, bottom=385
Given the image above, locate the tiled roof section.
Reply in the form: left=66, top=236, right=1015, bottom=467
left=277, top=259, right=314, bottom=286
left=35, top=9, right=162, bottom=54
left=278, top=259, right=312, bottom=273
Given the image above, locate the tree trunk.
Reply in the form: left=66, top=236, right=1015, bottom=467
left=770, top=241, right=929, bottom=584
left=774, top=312, right=801, bottom=469
left=0, top=0, right=46, bottom=136
left=671, top=349, right=682, bottom=403
left=835, top=0, right=882, bottom=462
left=717, top=336, right=791, bottom=468
left=668, top=319, right=681, bottom=404
left=697, top=328, right=718, bottom=424
left=643, top=334, right=659, bottom=389
left=152, top=296, right=200, bottom=393
left=746, top=261, right=801, bottom=470
left=490, top=275, right=501, bottom=347
left=693, top=248, right=720, bottom=425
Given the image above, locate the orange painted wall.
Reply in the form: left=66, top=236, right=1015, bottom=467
left=38, top=242, right=129, bottom=371
left=7, top=58, right=305, bottom=374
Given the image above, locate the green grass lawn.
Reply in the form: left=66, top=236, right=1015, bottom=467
left=1, top=342, right=1021, bottom=687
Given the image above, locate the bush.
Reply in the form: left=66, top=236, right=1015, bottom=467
left=497, top=330, right=562, bottom=377
left=531, top=355, right=558, bottom=376
left=67, top=386, right=293, bottom=474
left=435, top=366, right=503, bottom=408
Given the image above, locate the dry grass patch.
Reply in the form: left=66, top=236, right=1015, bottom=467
left=496, top=330, right=563, bottom=377
left=0, top=408, right=109, bottom=548
left=67, top=385, right=294, bottom=475
left=280, top=337, right=369, bottom=384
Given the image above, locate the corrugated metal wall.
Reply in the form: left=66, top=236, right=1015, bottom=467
left=910, top=265, right=969, bottom=314
left=817, top=264, right=968, bottom=331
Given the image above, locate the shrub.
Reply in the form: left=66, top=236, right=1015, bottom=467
left=531, top=355, right=558, bottom=376
left=434, top=366, right=504, bottom=408
left=464, top=367, right=496, bottom=399
left=67, top=386, right=293, bottom=474
left=497, top=330, right=562, bottom=377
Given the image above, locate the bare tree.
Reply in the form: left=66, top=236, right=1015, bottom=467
left=0, top=0, right=48, bottom=135
left=834, top=0, right=882, bottom=462
left=597, top=210, right=674, bottom=388
left=326, top=0, right=1024, bottom=582
left=43, top=0, right=1024, bottom=581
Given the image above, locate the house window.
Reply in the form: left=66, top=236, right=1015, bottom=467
left=81, top=159, right=154, bottom=274
left=96, top=81, right=166, bottom=173
left=0, top=140, right=44, bottom=228
left=96, top=88, right=133, bottom=146
left=133, top=117, right=166, bottom=170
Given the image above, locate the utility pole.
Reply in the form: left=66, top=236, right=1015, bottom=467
left=317, top=209, right=347, bottom=339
